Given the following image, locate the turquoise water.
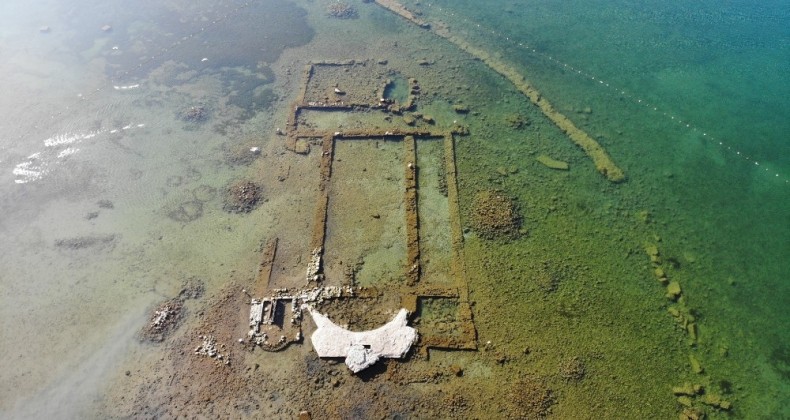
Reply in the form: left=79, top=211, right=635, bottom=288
left=433, top=0, right=790, bottom=175
left=418, top=0, right=790, bottom=416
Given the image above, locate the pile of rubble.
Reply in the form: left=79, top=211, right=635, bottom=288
left=327, top=2, right=358, bottom=19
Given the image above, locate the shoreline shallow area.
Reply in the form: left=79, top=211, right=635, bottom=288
left=0, top=0, right=787, bottom=418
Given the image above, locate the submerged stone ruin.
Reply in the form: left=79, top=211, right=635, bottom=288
left=241, top=59, right=478, bottom=372
left=223, top=179, right=262, bottom=213
left=234, top=0, right=623, bottom=374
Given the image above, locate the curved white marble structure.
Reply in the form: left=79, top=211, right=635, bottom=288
left=305, top=306, right=418, bottom=372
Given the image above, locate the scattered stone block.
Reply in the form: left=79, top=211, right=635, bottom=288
left=719, top=345, right=729, bottom=357
left=689, top=354, right=703, bottom=374
left=637, top=209, right=651, bottom=223
left=645, top=244, right=661, bottom=265
left=686, top=322, right=697, bottom=342
left=671, top=383, right=698, bottom=396
left=701, top=393, right=732, bottom=410
left=666, top=281, right=682, bottom=300
left=536, top=155, right=569, bottom=171
left=345, top=344, right=380, bottom=372
left=450, top=364, right=464, bottom=376
left=294, top=138, right=311, bottom=155
left=680, top=408, right=706, bottom=420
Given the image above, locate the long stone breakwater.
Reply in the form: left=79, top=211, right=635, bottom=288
left=374, top=0, right=626, bottom=183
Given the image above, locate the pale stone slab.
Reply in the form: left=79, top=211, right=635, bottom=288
left=305, top=306, right=418, bottom=372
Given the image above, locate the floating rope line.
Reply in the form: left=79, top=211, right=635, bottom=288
left=423, top=2, right=788, bottom=184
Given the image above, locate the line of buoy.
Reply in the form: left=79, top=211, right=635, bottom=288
left=422, top=2, right=788, bottom=184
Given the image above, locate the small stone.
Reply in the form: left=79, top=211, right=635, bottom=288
left=536, top=155, right=569, bottom=171
left=294, top=139, right=310, bottom=155
left=672, top=383, right=696, bottom=396
left=689, top=355, right=703, bottom=374
left=345, top=344, right=379, bottom=373
left=39, top=26, right=51, bottom=33
left=453, top=104, right=470, bottom=113
left=666, top=281, right=682, bottom=300
left=637, top=210, right=651, bottom=223
left=719, top=345, right=729, bottom=357
left=101, top=24, right=112, bottom=32
left=646, top=243, right=659, bottom=254
left=701, top=393, right=731, bottom=410
left=450, top=365, right=463, bottom=377
left=686, top=322, right=697, bottom=342
left=645, top=244, right=659, bottom=257
left=299, top=410, right=312, bottom=420
left=680, top=408, right=705, bottom=420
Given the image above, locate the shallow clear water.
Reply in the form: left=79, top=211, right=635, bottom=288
left=0, top=0, right=787, bottom=417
